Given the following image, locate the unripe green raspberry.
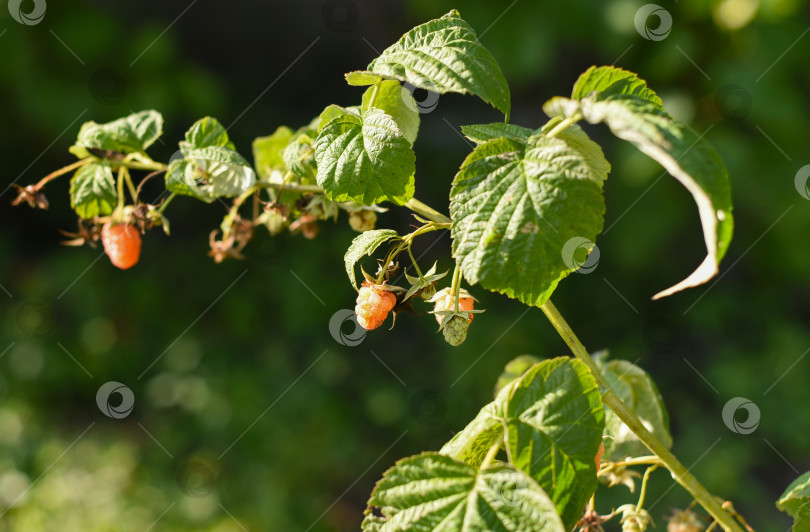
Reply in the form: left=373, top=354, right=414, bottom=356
left=442, top=315, right=469, bottom=346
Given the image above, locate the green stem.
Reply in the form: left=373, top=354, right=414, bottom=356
left=115, top=167, right=126, bottom=218
left=367, top=79, right=383, bottom=110
left=257, top=182, right=324, bottom=194
left=33, top=159, right=90, bottom=189
left=480, top=436, right=502, bottom=470
left=544, top=113, right=583, bottom=138
left=403, top=198, right=452, bottom=224
left=539, top=299, right=745, bottom=532
left=636, top=465, right=658, bottom=510
left=407, top=245, right=424, bottom=278
left=157, top=192, right=176, bottom=214
left=450, top=262, right=462, bottom=312
left=123, top=167, right=138, bottom=203
left=257, top=181, right=453, bottom=226
left=222, top=188, right=256, bottom=238
left=117, top=160, right=167, bottom=172
left=598, top=456, right=662, bottom=477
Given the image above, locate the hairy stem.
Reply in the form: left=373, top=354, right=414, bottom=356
left=544, top=113, right=583, bottom=138
left=34, top=159, right=90, bottom=189
left=480, top=436, right=502, bottom=470
left=636, top=465, right=658, bottom=510
left=540, top=299, right=745, bottom=532
left=403, top=198, right=452, bottom=224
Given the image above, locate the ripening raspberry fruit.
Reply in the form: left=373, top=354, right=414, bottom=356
left=666, top=509, right=702, bottom=532
left=431, top=287, right=475, bottom=324
left=355, top=282, right=397, bottom=331
left=348, top=210, right=377, bottom=232
left=101, top=222, right=142, bottom=270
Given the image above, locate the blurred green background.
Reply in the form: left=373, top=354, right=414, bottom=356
left=1, top=0, right=809, bottom=530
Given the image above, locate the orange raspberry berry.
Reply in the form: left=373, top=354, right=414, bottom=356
left=101, top=222, right=142, bottom=270
left=355, top=282, right=397, bottom=331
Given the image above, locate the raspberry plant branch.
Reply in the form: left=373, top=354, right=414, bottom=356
left=540, top=300, right=744, bottom=532
left=18, top=9, right=800, bottom=531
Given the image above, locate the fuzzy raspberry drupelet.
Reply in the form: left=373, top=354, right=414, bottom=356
left=101, top=222, right=142, bottom=270
left=355, top=282, right=397, bottom=331
left=432, top=288, right=475, bottom=325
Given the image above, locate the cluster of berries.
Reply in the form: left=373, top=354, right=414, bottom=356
left=354, top=282, right=478, bottom=346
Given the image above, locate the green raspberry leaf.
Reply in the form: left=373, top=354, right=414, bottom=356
left=366, top=453, right=565, bottom=532
left=345, top=71, right=382, bottom=87
left=494, top=357, right=604, bottom=530
left=572, top=66, right=664, bottom=110
left=569, top=95, right=734, bottom=299
left=778, top=471, right=810, bottom=517
left=460, top=123, right=534, bottom=145
left=315, top=107, right=415, bottom=206
left=366, top=10, right=511, bottom=116
left=494, top=354, right=544, bottom=395
left=252, top=126, right=294, bottom=180
left=594, top=353, right=672, bottom=461
left=318, top=105, right=361, bottom=132
left=361, top=81, right=420, bottom=145
left=180, top=116, right=235, bottom=152
left=70, top=110, right=163, bottom=158
left=283, top=133, right=318, bottom=182
left=69, top=162, right=116, bottom=219
left=167, top=118, right=256, bottom=202
left=793, top=501, right=810, bottom=532
left=450, top=134, right=606, bottom=307
left=166, top=145, right=255, bottom=202
left=440, top=402, right=502, bottom=468
left=344, top=229, right=399, bottom=290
